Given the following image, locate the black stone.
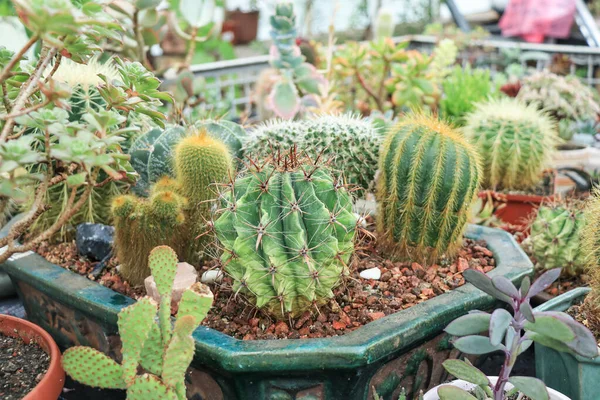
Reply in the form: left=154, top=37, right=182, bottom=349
left=75, top=223, right=114, bottom=262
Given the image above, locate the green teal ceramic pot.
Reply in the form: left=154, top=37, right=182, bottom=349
left=535, top=287, right=599, bottom=400
left=0, top=220, right=532, bottom=400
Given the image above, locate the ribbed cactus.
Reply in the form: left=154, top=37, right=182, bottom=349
left=195, top=119, right=248, bottom=161
left=583, top=189, right=600, bottom=285
left=214, top=150, right=357, bottom=318
left=62, top=246, right=213, bottom=400
left=243, top=114, right=382, bottom=191
left=528, top=204, right=587, bottom=276
left=113, top=131, right=232, bottom=285
left=463, top=98, right=559, bottom=190
left=377, top=113, right=481, bottom=263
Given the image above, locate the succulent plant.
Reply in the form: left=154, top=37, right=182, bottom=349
left=377, top=113, right=481, bottom=264
left=527, top=203, right=587, bottom=276
left=373, top=8, right=395, bottom=40
left=243, top=114, right=382, bottom=191
left=441, top=66, right=493, bottom=125
left=439, top=269, right=598, bottom=400
left=113, top=131, right=232, bottom=285
left=583, top=189, right=600, bottom=287
left=517, top=70, right=600, bottom=123
left=213, top=150, right=357, bottom=318
left=463, top=98, right=559, bottom=191
left=62, top=246, right=213, bottom=400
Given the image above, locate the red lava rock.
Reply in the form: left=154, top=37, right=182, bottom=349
left=457, top=257, right=469, bottom=272
left=274, top=321, right=289, bottom=336
left=249, top=318, right=260, bottom=328
left=411, top=262, right=426, bottom=278
left=294, top=312, right=311, bottom=329
left=474, top=245, right=493, bottom=257
left=421, top=288, right=434, bottom=297
left=332, top=320, right=346, bottom=330
left=368, top=312, right=386, bottom=321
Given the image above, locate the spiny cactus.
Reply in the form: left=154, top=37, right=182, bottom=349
left=214, top=150, right=357, bottom=318
left=583, top=189, right=600, bottom=286
left=528, top=203, right=587, bottom=276
left=377, top=113, right=481, bottom=263
left=463, top=97, right=559, bottom=191
left=373, top=8, right=394, bottom=40
left=243, top=114, right=382, bottom=191
left=441, top=65, right=493, bottom=125
left=62, top=246, right=213, bottom=400
left=517, top=70, right=600, bottom=123
left=195, top=119, right=248, bottom=161
left=113, top=131, right=232, bottom=285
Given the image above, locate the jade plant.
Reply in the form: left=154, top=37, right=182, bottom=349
left=243, top=113, right=382, bottom=190
left=441, top=66, right=493, bottom=126
left=377, top=113, right=481, bottom=264
left=62, top=246, right=213, bottom=400
left=264, top=1, right=326, bottom=119
left=463, top=98, right=559, bottom=191
left=438, top=268, right=598, bottom=400
left=213, top=149, right=357, bottom=318
left=113, top=130, right=232, bottom=285
left=527, top=203, right=587, bottom=276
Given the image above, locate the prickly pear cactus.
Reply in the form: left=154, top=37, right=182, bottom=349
left=214, top=151, right=357, bottom=318
left=463, top=97, right=559, bottom=190
left=528, top=204, right=587, bottom=276
left=62, top=246, right=213, bottom=400
left=244, top=114, right=382, bottom=190
left=377, top=113, right=481, bottom=263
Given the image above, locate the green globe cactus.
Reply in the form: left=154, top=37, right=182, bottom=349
left=377, top=113, right=481, bottom=263
left=243, top=114, right=382, bottom=190
left=113, top=131, right=232, bottom=285
left=214, top=150, right=357, bottom=318
left=195, top=119, right=248, bottom=161
left=62, top=246, right=213, bottom=400
left=528, top=204, right=587, bottom=276
left=463, top=97, right=559, bottom=190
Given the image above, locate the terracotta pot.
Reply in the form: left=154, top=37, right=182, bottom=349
left=226, top=10, right=259, bottom=44
left=479, top=190, right=554, bottom=228
left=424, top=377, right=570, bottom=400
left=0, top=314, right=65, bottom=400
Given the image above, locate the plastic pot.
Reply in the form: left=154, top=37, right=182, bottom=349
left=0, top=314, right=65, bottom=400
left=479, top=190, right=553, bottom=228
left=424, top=377, right=570, bottom=400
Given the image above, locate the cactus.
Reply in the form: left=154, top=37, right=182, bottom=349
left=195, top=119, right=248, bottom=161
left=113, top=131, right=232, bottom=285
left=463, top=97, right=559, bottom=191
left=528, top=203, right=587, bottom=276
left=517, top=70, right=600, bottom=123
left=243, top=114, right=382, bottom=191
left=214, top=150, right=357, bottom=318
left=62, top=246, right=213, bottom=400
left=377, top=113, right=481, bottom=263
left=441, top=66, right=493, bottom=125
left=373, top=8, right=394, bottom=40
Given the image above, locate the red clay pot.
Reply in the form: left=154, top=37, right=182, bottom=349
left=0, top=314, right=65, bottom=400
left=478, top=190, right=554, bottom=227
left=226, top=10, right=260, bottom=44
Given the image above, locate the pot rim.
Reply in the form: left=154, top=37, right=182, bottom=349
left=0, top=314, right=65, bottom=400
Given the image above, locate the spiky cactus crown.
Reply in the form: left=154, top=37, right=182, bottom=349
left=377, top=113, right=481, bottom=263
left=463, top=97, right=559, bottom=190
left=243, top=113, right=382, bottom=191
left=517, top=70, right=600, bottom=122
left=214, top=149, right=357, bottom=318
left=62, top=246, right=214, bottom=400
left=528, top=202, right=587, bottom=276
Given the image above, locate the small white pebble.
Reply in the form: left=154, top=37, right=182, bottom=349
left=201, top=269, right=223, bottom=284
left=359, top=267, right=381, bottom=280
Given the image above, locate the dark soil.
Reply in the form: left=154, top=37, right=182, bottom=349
left=0, top=333, right=50, bottom=400
left=567, top=298, right=600, bottom=346
left=536, top=272, right=589, bottom=298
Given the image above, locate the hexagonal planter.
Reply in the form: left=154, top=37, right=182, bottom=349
left=0, top=223, right=532, bottom=400
left=535, top=287, right=599, bottom=400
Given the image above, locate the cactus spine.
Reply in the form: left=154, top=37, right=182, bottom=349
left=113, top=130, right=232, bottom=285
left=377, top=113, right=481, bottom=263
left=463, top=97, right=559, bottom=190
left=583, top=190, right=600, bottom=291
left=214, top=151, right=357, bottom=318
left=62, top=246, right=213, bottom=400
left=528, top=204, right=587, bottom=276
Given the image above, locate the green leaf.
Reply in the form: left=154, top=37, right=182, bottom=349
left=463, top=269, right=512, bottom=304
left=268, top=80, right=300, bottom=120
left=527, top=332, right=573, bottom=354
left=66, top=172, right=87, bottom=187
left=508, top=377, right=549, bottom=400
left=452, top=335, right=505, bottom=355
left=180, top=0, right=216, bottom=27
left=442, top=360, right=489, bottom=386
left=437, top=385, right=478, bottom=400
left=413, top=78, right=434, bottom=94
left=489, top=309, right=512, bottom=346
left=491, top=276, right=520, bottom=299
left=445, top=313, right=491, bottom=336
left=525, top=315, right=575, bottom=342
left=135, top=0, right=162, bottom=10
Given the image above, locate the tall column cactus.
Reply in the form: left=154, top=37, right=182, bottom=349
left=113, top=130, right=232, bottom=285
left=377, top=113, right=481, bottom=263
left=62, top=246, right=213, bottom=400
left=583, top=190, right=600, bottom=295
left=214, top=150, right=357, bottom=318
left=463, top=97, right=559, bottom=190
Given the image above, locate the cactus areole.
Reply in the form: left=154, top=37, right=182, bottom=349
left=214, top=150, right=357, bottom=318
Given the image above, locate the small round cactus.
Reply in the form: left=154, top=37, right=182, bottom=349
left=463, top=97, right=559, bottom=190
left=377, top=113, right=481, bottom=263
left=214, top=150, right=357, bottom=318
left=529, top=204, right=587, bottom=276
